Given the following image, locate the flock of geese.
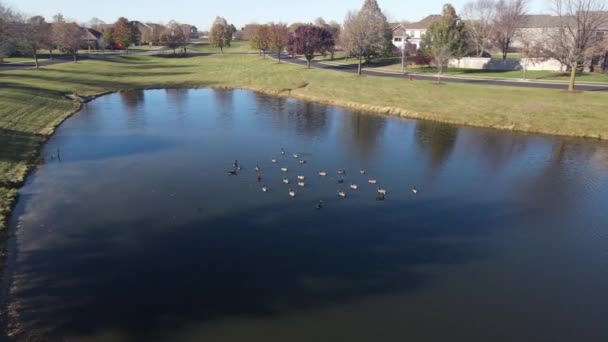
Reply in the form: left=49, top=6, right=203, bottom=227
left=228, top=148, right=418, bottom=208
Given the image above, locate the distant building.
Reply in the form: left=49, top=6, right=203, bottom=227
left=189, top=26, right=199, bottom=39
left=391, top=15, right=441, bottom=50
left=84, top=28, right=105, bottom=50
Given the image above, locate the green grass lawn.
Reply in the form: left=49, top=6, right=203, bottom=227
left=1, top=53, right=608, bottom=230
left=187, top=40, right=257, bottom=54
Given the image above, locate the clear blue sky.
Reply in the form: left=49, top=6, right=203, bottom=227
left=9, top=0, right=548, bottom=30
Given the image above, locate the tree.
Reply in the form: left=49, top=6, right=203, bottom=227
left=268, top=23, right=289, bottom=63
left=492, top=0, right=527, bottom=60
left=52, top=14, right=84, bottom=62
left=19, top=16, right=52, bottom=69
left=87, top=17, right=106, bottom=31
left=546, top=0, right=607, bottom=91
left=287, top=24, right=335, bottom=68
left=250, top=24, right=270, bottom=58
left=342, top=0, right=393, bottom=75
left=240, top=23, right=260, bottom=41
left=421, top=4, right=467, bottom=79
left=0, top=2, right=17, bottom=63
left=462, top=0, right=496, bottom=56
left=315, top=18, right=342, bottom=60
left=102, top=27, right=114, bottom=50
left=112, top=17, right=136, bottom=54
left=209, top=16, right=235, bottom=54
left=180, top=24, right=192, bottom=54
left=160, top=21, right=186, bottom=55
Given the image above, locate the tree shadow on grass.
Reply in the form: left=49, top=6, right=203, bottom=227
left=4, top=194, right=532, bottom=340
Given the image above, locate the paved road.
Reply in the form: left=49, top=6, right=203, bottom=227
left=273, top=53, right=608, bottom=92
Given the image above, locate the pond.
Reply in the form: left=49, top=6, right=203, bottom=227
left=2, top=89, right=608, bottom=341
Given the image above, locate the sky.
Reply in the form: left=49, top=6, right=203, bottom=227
left=9, top=0, right=548, bottom=30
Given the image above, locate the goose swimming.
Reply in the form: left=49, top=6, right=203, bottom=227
left=257, top=175, right=262, bottom=182
left=360, top=169, right=366, bottom=175
left=350, top=184, right=358, bottom=190
left=271, top=158, right=277, bottom=163
left=316, top=200, right=324, bottom=210
left=412, top=188, right=418, bottom=194
left=376, top=193, right=386, bottom=201
left=337, top=169, right=346, bottom=175
left=368, top=179, right=377, bottom=184
left=288, top=189, right=296, bottom=197
left=319, top=171, right=327, bottom=177
left=297, top=175, right=305, bottom=180
left=255, top=165, right=260, bottom=172
left=298, top=181, right=306, bottom=187
left=233, top=160, right=239, bottom=168
left=261, top=185, right=268, bottom=192
left=293, top=154, right=299, bottom=159
left=337, top=179, right=345, bottom=184
left=228, top=169, right=238, bottom=176
left=299, top=160, right=307, bottom=165
left=281, top=167, right=288, bottom=173
left=377, top=188, right=387, bottom=195
left=281, top=148, right=286, bottom=155
left=283, top=177, right=290, bottom=184
left=338, top=190, right=347, bottom=198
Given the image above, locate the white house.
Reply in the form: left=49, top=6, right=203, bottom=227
left=392, top=15, right=441, bottom=50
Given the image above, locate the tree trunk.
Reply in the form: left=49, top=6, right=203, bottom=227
left=357, top=55, right=362, bottom=76
left=568, top=61, right=577, bottom=92
left=330, top=50, right=334, bottom=61
left=307, top=59, right=311, bottom=69
left=278, top=51, right=281, bottom=64
left=401, top=44, right=405, bottom=73
left=125, top=47, right=129, bottom=55
left=73, top=50, right=78, bottom=63
left=262, top=50, right=266, bottom=59
left=49, top=49, right=53, bottom=60
left=220, top=46, right=223, bottom=54
left=33, top=51, right=39, bottom=69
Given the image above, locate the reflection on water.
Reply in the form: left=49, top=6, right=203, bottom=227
left=2, top=89, right=607, bottom=342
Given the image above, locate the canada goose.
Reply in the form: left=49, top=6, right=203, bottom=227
left=293, top=153, right=299, bottom=159
left=412, top=188, right=418, bottom=194
left=283, top=177, right=290, bottom=184
left=228, top=169, right=238, bottom=176
left=337, top=169, right=346, bottom=175
left=350, top=184, right=358, bottom=190
left=298, top=181, right=305, bottom=187
left=281, top=167, right=288, bottom=173
left=281, top=148, right=286, bottom=155
left=360, top=169, right=366, bottom=175
left=271, top=158, right=277, bottom=164
left=288, top=189, right=296, bottom=197
left=297, top=175, right=305, bottom=180
left=368, top=179, right=377, bottom=184
left=299, top=160, right=307, bottom=165
left=255, top=165, right=260, bottom=172
left=256, top=175, right=262, bottom=182
left=338, top=191, right=347, bottom=198
left=337, top=179, right=345, bottom=184
left=378, top=188, right=387, bottom=195
left=233, top=160, right=239, bottom=168
left=316, top=200, right=324, bottom=209
left=376, top=193, right=386, bottom=201
left=261, top=185, right=268, bottom=192
left=319, top=171, right=327, bottom=177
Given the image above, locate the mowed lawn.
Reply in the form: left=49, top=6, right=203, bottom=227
left=1, top=53, right=608, bottom=229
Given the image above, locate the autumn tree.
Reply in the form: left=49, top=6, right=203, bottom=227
left=342, top=0, right=393, bottom=75
left=287, top=24, right=334, bottom=68
left=209, top=17, right=235, bottom=53
left=160, top=21, right=186, bottom=55
left=492, top=0, right=527, bottom=60
left=250, top=24, right=270, bottom=58
left=52, top=14, right=84, bottom=62
left=421, top=4, right=467, bottom=78
left=315, top=18, right=342, bottom=60
left=112, top=17, right=136, bottom=54
left=19, top=16, right=52, bottom=68
left=546, top=0, right=607, bottom=91
left=462, top=0, right=496, bottom=56
left=268, top=23, right=289, bottom=63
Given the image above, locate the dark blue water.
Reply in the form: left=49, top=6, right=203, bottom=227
left=2, top=89, right=608, bottom=341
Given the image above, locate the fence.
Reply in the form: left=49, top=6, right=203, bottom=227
left=448, top=57, right=565, bottom=72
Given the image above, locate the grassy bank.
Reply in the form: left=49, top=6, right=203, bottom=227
left=1, top=53, right=608, bottom=230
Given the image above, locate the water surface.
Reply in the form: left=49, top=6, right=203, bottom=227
left=2, top=89, right=608, bottom=341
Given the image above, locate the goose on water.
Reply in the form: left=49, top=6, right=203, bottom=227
left=350, top=184, right=358, bottom=190
left=281, top=148, right=286, bottom=155
left=283, top=178, right=290, bottom=184
left=412, top=188, right=418, bottom=194
left=257, top=175, right=262, bottom=182
left=297, top=175, right=306, bottom=180
left=360, top=169, right=366, bottom=175
left=293, top=154, right=299, bottom=159
left=228, top=169, right=238, bottom=176
left=378, top=188, right=387, bottom=195
left=255, top=165, right=260, bottom=172
left=261, top=185, right=268, bottom=192
left=288, top=189, right=296, bottom=197
left=281, top=167, right=288, bottom=173
left=271, top=158, right=277, bottom=164
left=376, top=193, right=386, bottom=201
left=337, top=179, right=345, bottom=184
left=338, top=191, right=347, bottom=198
left=368, top=179, right=377, bottom=184
left=337, top=169, right=346, bottom=175
left=316, top=200, right=324, bottom=210
left=298, top=181, right=306, bottom=188
left=233, top=160, right=239, bottom=168
left=299, top=160, right=307, bottom=165
left=319, top=171, right=327, bottom=177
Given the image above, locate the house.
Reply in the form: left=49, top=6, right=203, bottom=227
left=392, top=15, right=441, bottom=50
left=511, top=15, right=563, bottom=50
left=84, top=28, right=105, bottom=50
left=189, top=25, right=199, bottom=39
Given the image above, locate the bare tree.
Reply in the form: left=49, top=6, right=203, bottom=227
left=462, top=0, right=496, bottom=56
left=492, top=0, right=527, bottom=60
left=161, top=21, right=186, bottom=55
left=547, top=0, right=607, bottom=91
left=19, top=15, right=52, bottom=68
left=0, top=2, right=17, bottom=63
left=342, top=0, right=393, bottom=75
left=52, top=14, right=84, bottom=62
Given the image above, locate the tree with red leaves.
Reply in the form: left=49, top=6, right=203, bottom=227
left=287, top=24, right=334, bottom=68
left=113, top=17, right=136, bottom=54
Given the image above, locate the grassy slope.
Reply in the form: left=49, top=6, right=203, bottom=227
left=1, top=52, right=608, bottom=229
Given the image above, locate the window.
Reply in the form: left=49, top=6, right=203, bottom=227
left=394, top=37, right=402, bottom=42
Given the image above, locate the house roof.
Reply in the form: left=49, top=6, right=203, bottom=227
left=399, top=15, right=441, bottom=30
left=518, top=15, right=563, bottom=28
left=86, top=28, right=102, bottom=39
